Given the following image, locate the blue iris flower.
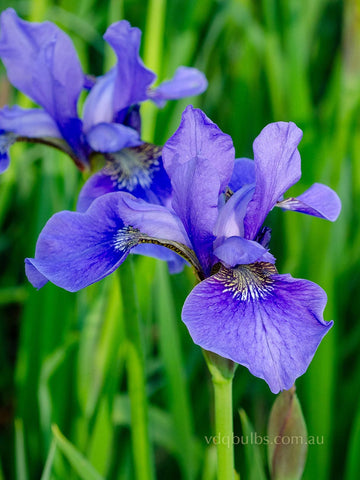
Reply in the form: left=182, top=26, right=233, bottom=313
left=25, top=106, right=341, bottom=393
left=0, top=8, right=207, bottom=208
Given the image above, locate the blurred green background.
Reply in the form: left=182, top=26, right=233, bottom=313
left=0, top=0, right=359, bottom=478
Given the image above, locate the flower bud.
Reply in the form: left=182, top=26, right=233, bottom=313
left=267, top=386, right=307, bottom=480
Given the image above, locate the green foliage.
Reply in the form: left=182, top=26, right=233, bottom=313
left=0, top=0, right=359, bottom=478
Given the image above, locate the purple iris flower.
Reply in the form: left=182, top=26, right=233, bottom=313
left=0, top=9, right=207, bottom=209
left=0, top=8, right=86, bottom=170
left=25, top=106, right=341, bottom=393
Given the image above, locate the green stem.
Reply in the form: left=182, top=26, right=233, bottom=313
left=204, top=352, right=237, bottom=480
left=212, top=377, right=234, bottom=480
left=212, top=375, right=236, bottom=480
left=118, top=261, right=154, bottom=480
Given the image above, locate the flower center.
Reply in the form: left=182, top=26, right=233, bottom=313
left=0, top=131, right=16, bottom=154
left=104, top=143, right=162, bottom=191
left=217, top=262, right=277, bottom=302
left=113, top=226, right=142, bottom=252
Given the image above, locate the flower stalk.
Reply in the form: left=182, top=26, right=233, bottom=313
left=212, top=373, right=235, bottom=480
left=205, top=351, right=237, bottom=480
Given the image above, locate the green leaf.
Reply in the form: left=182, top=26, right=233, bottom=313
left=113, top=394, right=178, bottom=454
left=201, top=445, right=217, bottom=480
left=154, top=261, right=199, bottom=479
left=345, top=402, right=360, bottom=480
left=51, top=425, right=104, bottom=480
left=239, top=409, right=267, bottom=480
left=40, top=440, right=57, bottom=480
left=14, top=419, right=28, bottom=480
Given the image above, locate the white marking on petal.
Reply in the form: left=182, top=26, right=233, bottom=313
left=105, top=143, right=162, bottom=191
left=0, top=132, right=17, bottom=153
left=217, top=262, right=277, bottom=302
left=113, top=226, right=141, bottom=251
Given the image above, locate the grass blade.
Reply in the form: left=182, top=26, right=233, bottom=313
left=51, top=425, right=104, bottom=480
left=40, top=439, right=57, bottom=480
left=154, top=261, right=197, bottom=479
left=14, top=418, right=28, bottom=480
left=239, top=409, right=267, bottom=480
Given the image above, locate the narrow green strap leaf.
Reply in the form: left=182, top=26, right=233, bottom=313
left=113, top=394, right=178, bottom=454
left=51, top=425, right=104, bottom=480
left=119, top=260, right=154, bottom=480
left=14, top=418, right=29, bottom=480
left=345, top=403, right=360, bottom=480
left=201, top=444, right=217, bottom=480
left=0, top=460, right=5, bottom=480
left=155, top=261, right=197, bottom=479
left=40, top=440, right=57, bottom=480
left=38, top=334, right=78, bottom=446
left=0, top=286, right=28, bottom=305
left=239, top=409, right=267, bottom=480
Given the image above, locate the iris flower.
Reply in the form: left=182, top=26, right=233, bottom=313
left=25, top=106, right=341, bottom=393
left=0, top=9, right=207, bottom=209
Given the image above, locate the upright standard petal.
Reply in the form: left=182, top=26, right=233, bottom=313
left=149, top=66, right=208, bottom=107
left=276, top=183, right=341, bottom=221
left=162, top=106, right=234, bottom=275
left=162, top=106, right=235, bottom=192
left=76, top=144, right=171, bottom=212
left=26, top=192, right=190, bottom=291
left=0, top=9, right=84, bottom=157
left=244, top=122, right=303, bottom=239
left=104, top=20, right=156, bottom=116
left=182, top=263, right=333, bottom=393
left=170, top=157, right=220, bottom=276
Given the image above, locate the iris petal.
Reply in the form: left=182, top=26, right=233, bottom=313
left=0, top=106, right=61, bottom=138
left=104, top=20, right=156, bottom=116
left=182, top=263, right=332, bottom=393
left=149, top=66, right=208, bottom=107
left=0, top=149, right=10, bottom=173
left=170, top=157, right=220, bottom=276
left=0, top=106, right=64, bottom=172
left=162, top=106, right=235, bottom=274
left=0, top=9, right=84, bottom=156
left=25, top=198, right=130, bottom=292
left=228, top=158, right=255, bottom=192
left=82, top=69, right=116, bottom=131
left=214, top=184, right=254, bottom=243
left=214, top=237, right=274, bottom=267
left=244, top=122, right=303, bottom=239
left=26, top=192, right=190, bottom=291
left=276, top=182, right=341, bottom=221
left=86, top=122, right=141, bottom=153
left=162, top=105, right=235, bottom=192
